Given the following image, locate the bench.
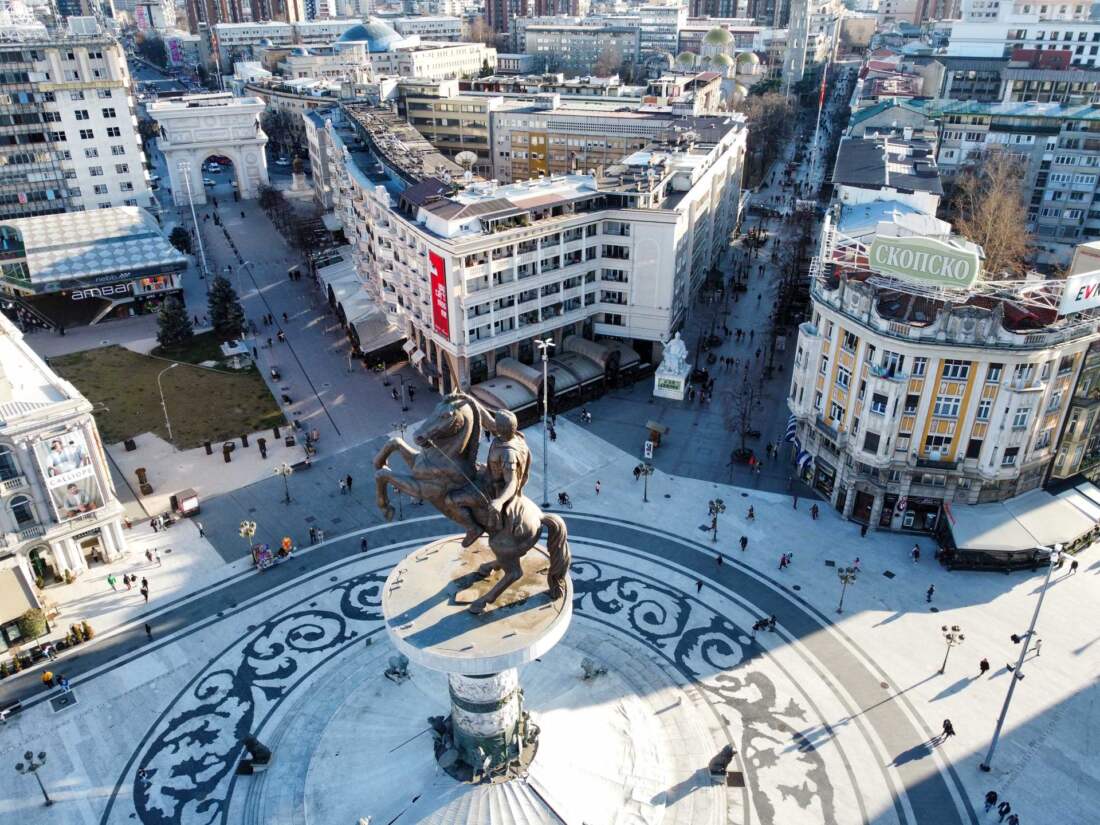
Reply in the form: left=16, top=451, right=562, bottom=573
left=0, top=700, right=23, bottom=723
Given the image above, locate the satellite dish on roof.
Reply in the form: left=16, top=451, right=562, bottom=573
left=455, top=151, right=478, bottom=171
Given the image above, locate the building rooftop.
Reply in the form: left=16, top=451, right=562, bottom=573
left=0, top=207, right=187, bottom=288
left=922, top=99, right=1100, bottom=121
left=0, top=314, right=74, bottom=421
left=833, top=136, right=944, bottom=196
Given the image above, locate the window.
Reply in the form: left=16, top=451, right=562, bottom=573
left=1002, top=447, right=1019, bottom=466
left=120, top=181, right=133, bottom=192
left=96, top=88, right=112, bottom=99
left=1058, top=356, right=1074, bottom=374
left=857, top=380, right=866, bottom=401
left=101, top=107, right=116, bottom=118
left=0, top=446, right=19, bottom=481
left=111, top=145, right=125, bottom=156
left=93, top=184, right=107, bottom=194
left=976, top=399, right=992, bottom=420
left=924, top=434, right=953, bottom=454
left=881, top=350, right=905, bottom=375
left=1013, top=407, right=1030, bottom=429
left=106, top=126, right=120, bottom=137
left=84, top=147, right=98, bottom=158
left=986, top=363, right=1003, bottom=383
left=1048, top=390, right=1064, bottom=410
left=920, top=473, right=947, bottom=487
left=813, top=390, right=822, bottom=411
left=49, top=130, right=66, bottom=142
left=89, top=166, right=103, bottom=176
left=10, top=494, right=33, bottom=526
left=69, top=90, right=84, bottom=101
left=114, top=163, right=128, bottom=174
left=912, top=357, right=928, bottom=377
left=933, top=395, right=961, bottom=417
left=1013, top=363, right=1036, bottom=383
left=904, top=394, right=919, bottom=414
left=966, top=438, right=983, bottom=459
left=1036, top=429, right=1053, bottom=449
left=863, top=432, right=881, bottom=453
left=830, top=401, right=846, bottom=422
left=870, top=393, right=888, bottom=415
left=942, top=359, right=971, bottom=380
left=841, top=330, right=858, bottom=352
left=79, top=129, right=94, bottom=140
left=74, top=109, right=89, bottom=120
left=819, top=355, right=829, bottom=375
left=836, top=366, right=851, bottom=389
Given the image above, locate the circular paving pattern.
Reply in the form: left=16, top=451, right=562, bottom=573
left=97, top=515, right=976, bottom=825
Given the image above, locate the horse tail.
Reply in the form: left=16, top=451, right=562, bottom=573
left=541, top=513, right=572, bottom=600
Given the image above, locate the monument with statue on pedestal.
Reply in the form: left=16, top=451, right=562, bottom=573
left=374, top=392, right=572, bottom=780
left=653, top=331, right=692, bottom=400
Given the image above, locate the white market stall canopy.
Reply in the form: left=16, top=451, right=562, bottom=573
left=949, top=482, right=1100, bottom=553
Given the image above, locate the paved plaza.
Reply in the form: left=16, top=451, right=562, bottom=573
left=0, top=418, right=1096, bottom=825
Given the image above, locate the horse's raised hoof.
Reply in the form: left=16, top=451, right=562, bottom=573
left=461, top=527, right=483, bottom=548
left=379, top=504, right=395, bottom=522
left=475, top=560, right=498, bottom=577
left=467, top=600, right=487, bottom=615
left=373, top=453, right=389, bottom=470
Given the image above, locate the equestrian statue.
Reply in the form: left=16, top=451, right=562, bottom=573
left=373, top=391, right=570, bottom=613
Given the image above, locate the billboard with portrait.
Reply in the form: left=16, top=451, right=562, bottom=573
left=34, top=431, right=105, bottom=522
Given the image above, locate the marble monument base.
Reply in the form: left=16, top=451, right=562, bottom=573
left=654, top=366, right=691, bottom=400
left=382, top=536, right=572, bottom=779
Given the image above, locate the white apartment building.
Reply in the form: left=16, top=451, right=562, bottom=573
left=0, top=22, right=152, bottom=220
left=388, top=15, right=463, bottom=40
left=207, top=18, right=360, bottom=69
left=784, top=0, right=843, bottom=84
left=327, top=105, right=746, bottom=392
left=0, top=311, right=127, bottom=650
left=945, top=3, right=1100, bottom=67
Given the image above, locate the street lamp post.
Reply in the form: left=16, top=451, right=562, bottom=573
left=636, top=463, right=655, bottom=502
left=939, top=624, right=965, bottom=674
left=178, top=161, right=210, bottom=287
left=392, top=420, right=407, bottom=520
left=835, top=566, right=857, bottom=614
left=708, top=498, right=726, bottom=542
left=15, top=750, right=52, bottom=806
left=157, top=362, right=179, bottom=441
left=980, top=545, right=1060, bottom=772
left=274, top=462, right=294, bottom=504
left=239, top=520, right=257, bottom=555
left=535, top=338, right=554, bottom=508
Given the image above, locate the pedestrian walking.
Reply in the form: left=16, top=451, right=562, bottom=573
left=309, top=526, right=317, bottom=544
left=860, top=523, right=868, bottom=538
left=339, top=478, right=347, bottom=495
left=983, top=790, right=998, bottom=812
left=633, top=465, right=641, bottom=482
left=595, top=480, right=601, bottom=496
left=852, top=557, right=861, bottom=572
left=125, top=574, right=133, bottom=591
left=926, top=584, right=935, bottom=603
left=360, top=537, right=369, bottom=553
left=997, top=801, right=1011, bottom=822
left=695, top=579, right=703, bottom=593
left=740, top=535, right=748, bottom=551
left=747, top=506, right=755, bottom=520
left=792, top=494, right=798, bottom=509
left=346, top=474, right=353, bottom=492
left=767, top=615, right=777, bottom=632
left=912, top=544, right=920, bottom=563
left=42, top=670, right=54, bottom=688
left=151, top=518, right=159, bottom=533
left=1070, top=558, right=1079, bottom=574
left=145, top=623, right=153, bottom=640
left=811, top=503, right=819, bottom=520
left=979, top=658, right=990, bottom=676
left=58, top=675, right=71, bottom=693
left=43, top=643, right=57, bottom=661
left=107, top=573, right=118, bottom=591
left=197, top=521, right=205, bottom=538
left=1006, top=815, right=1019, bottom=825
left=716, top=554, right=723, bottom=568
left=1035, top=638, right=1042, bottom=656
left=778, top=553, right=787, bottom=570
left=941, top=718, right=955, bottom=739
left=146, top=548, right=154, bottom=564
left=154, top=549, right=162, bottom=566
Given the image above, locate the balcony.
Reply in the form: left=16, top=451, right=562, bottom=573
left=913, top=454, right=960, bottom=471
left=18, top=524, right=46, bottom=540
left=0, top=475, right=28, bottom=493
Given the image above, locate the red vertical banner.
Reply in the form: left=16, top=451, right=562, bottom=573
left=429, top=251, right=450, bottom=338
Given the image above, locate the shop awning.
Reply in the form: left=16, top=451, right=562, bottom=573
left=949, top=482, right=1100, bottom=553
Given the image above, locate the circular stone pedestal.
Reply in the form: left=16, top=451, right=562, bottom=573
left=382, top=536, right=572, bottom=776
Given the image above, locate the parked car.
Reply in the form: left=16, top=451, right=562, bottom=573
left=205, top=163, right=221, bottom=173
left=203, top=177, right=216, bottom=187
left=274, top=157, right=291, bottom=167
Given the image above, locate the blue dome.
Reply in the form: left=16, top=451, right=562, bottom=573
left=337, top=19, right=402, bottom=53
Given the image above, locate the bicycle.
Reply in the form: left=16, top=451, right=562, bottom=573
left=557, top=493, right=573, bottom=509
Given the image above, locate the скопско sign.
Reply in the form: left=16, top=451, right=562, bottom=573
left=867, top=236, right=982, bottom=289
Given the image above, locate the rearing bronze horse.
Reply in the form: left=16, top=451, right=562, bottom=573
left=373, top=392, right=570, bottom=613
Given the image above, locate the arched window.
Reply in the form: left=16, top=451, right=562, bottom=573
left=0, top=446, right=18, bottom=481
left=10, top=494, right=34, bottom=526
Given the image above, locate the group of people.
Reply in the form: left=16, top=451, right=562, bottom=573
left=107, top=572, right=150, bottom=603
left=983, top=791, right=1020, bottom=824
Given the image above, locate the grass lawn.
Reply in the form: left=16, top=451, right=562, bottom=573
left=51, top=346, right=285, bottom=450
left=150, top=330, right=227, bottom=365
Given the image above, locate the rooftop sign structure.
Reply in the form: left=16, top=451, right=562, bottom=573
left=867, top=235, right=982, bottom=289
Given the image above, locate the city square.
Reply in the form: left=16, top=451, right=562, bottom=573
left=3, top=2, right=1100, bottom=825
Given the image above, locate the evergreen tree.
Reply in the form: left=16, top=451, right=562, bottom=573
left=168, top=226, right=192, bottom=254
left=207, top=275, right=246, bottom=341
left=156, top=296, right=194, bottom=350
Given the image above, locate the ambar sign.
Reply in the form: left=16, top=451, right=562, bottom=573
left=867, top=236, right=981, bottom=289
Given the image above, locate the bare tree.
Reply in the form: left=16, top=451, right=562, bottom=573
left=736, top=92, right=794, bottom=185
left=952, top=151, right=1031, bottom=279
left=594, top=44, right=623, bottom=78
left=468, top=16, right=497, bottom=46
left=723, top=369, right=761, bottom=459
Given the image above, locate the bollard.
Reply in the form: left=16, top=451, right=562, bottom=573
left=273, top=425, right=280, bottom=439
left=223, top=444, right=232, bottom=463
left=241, top=433, right=249, bottom=448
left=204, top=440, right=213, bottom=455
left=258, top=437, right=268, bottom=459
